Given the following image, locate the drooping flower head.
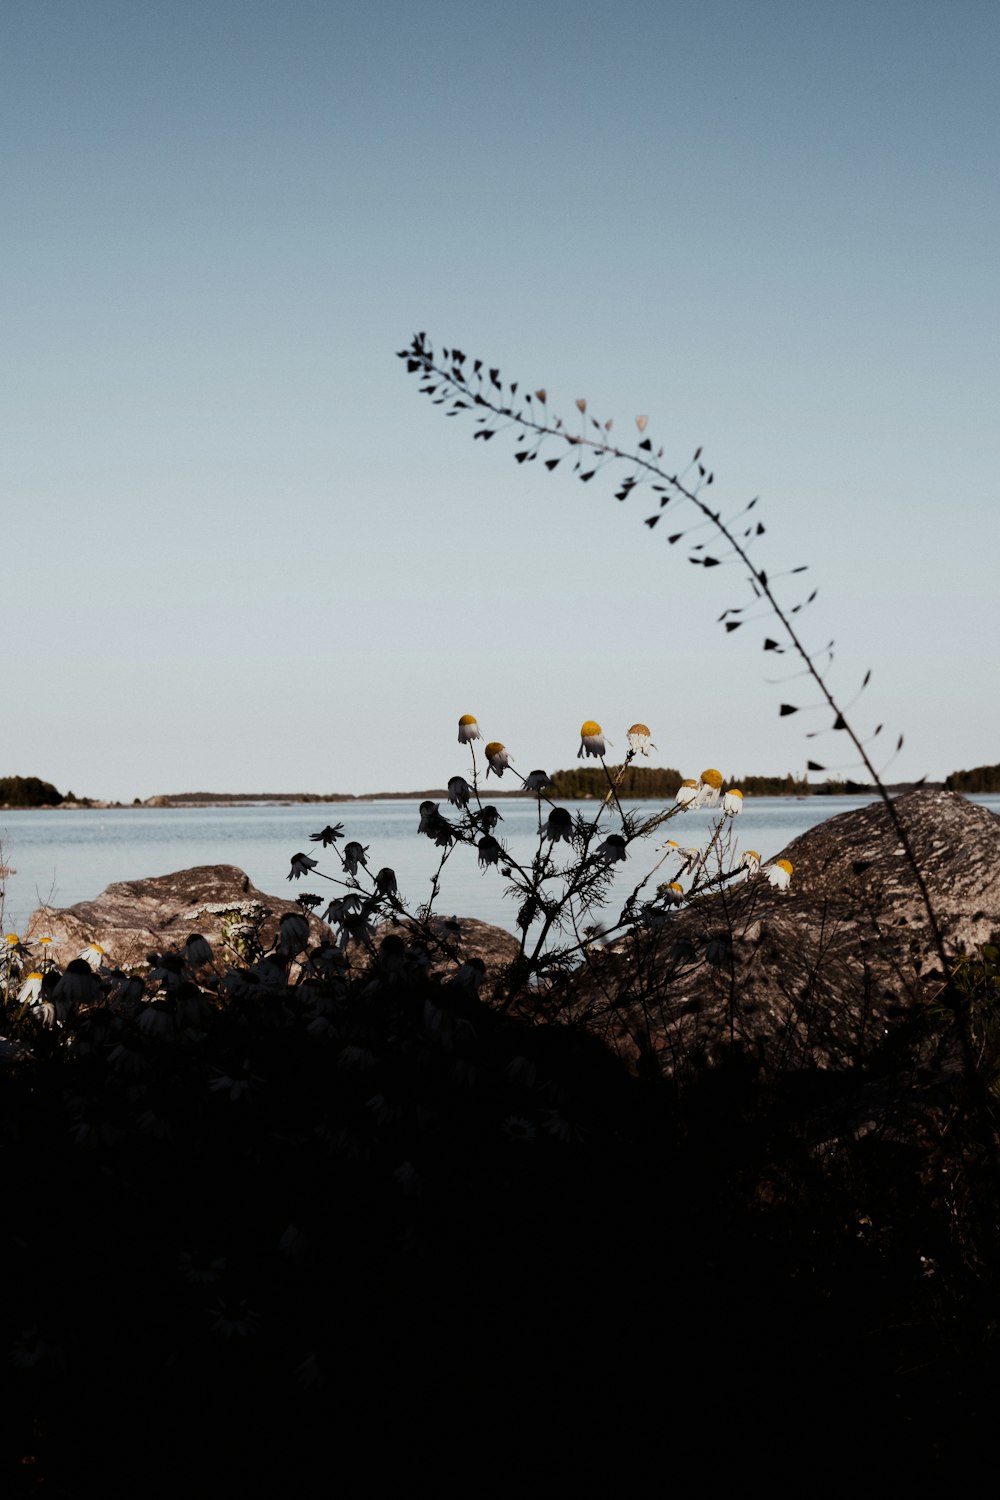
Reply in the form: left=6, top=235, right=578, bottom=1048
left=765, top=858, right=793, bottom=891
left=288, top=853, right=319, bottom=881
left=477, top=805, right=502, bottom=834
left=675, top=780, right=700, bottom=809
left=375, top=867, right=398, bottom=897
left=17, top=972, right=44, bottom=1005
left=278, top=911, right=311, bottom=956
left=343, top=841, right=369, bottom=876
left=184, top=934, right=214, bottom=970
left=661, top=882, right=685, bottom=905
left=546, top=807, right=573, bottom=844
left=418, top=800, right=438, bottom=833
left=578, top=720, right=607, bottom=759
left=458, top=714, right=483, bottom=744
left=596, top=834, right=627, bottom=864
left=485, top=742, right=510, bottom=778
left=477, top=835, right=501, bottom=868
left=722, top=788, right=744, bottom=816
left=524, top=769, right=553, bottom=792
left=79, top=941, right=106, bottom=968
left=448, top=776, right=473, bottom=810
left=626, top=724, right=656, bottom=757
left=742, top=849, right=761, bottom=876
left=698, top=769, right=724, bottom=808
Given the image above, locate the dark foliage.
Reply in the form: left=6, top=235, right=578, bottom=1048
left=3, top=948, right=999, bottom=1495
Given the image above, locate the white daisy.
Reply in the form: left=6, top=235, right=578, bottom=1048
left=457, top=714, right=483, bottom=744
left=626, top=723, right=656, bottom=756
left=485, top=741, right=511, bottom=778
left=577, top=720, right=608, bottom=759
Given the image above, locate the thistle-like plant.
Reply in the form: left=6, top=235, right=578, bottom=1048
left=396, top=332, right=952, bottom=982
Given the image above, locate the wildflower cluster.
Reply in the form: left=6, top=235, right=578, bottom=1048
left=282, top=713, right=795, bottom=998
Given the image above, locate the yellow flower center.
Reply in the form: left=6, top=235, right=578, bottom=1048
left=668, top=883, right=683, bottom=894
left=458, top=714, right=477, bottom=727
left=485, top=742, right=505, bottom=758
left=580, top=720, right=602, bottom=739
left=26, top=972, right=43, bottom=983
left=745, top=850, right=760, bottom=863
left=680, top=779, right=699, bottom=790
left=628, top=723, right=650, bottom=737
left=727, top=789, right=743, bottom=800
left=5, top=933, right=20, bottom=945
left=700, top=768, right=723, bottom=789
left=776, top=859, right=793, bottom=875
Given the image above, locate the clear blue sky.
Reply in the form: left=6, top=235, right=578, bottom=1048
left=3, top=0, right=997, bottom=799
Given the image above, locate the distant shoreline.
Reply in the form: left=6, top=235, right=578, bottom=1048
left=2, top=782, right=944, bottom=811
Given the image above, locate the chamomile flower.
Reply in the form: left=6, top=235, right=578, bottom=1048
left=577, top=720, right=608, bottom=759
left=524, top=769, right=553, bottom=792
left=546, top=807, right=573, bottom=843
left=698, top=769, right=724, bottom=808
left=78, top=942, right=106, bottom=969
left=288, top=853, right=319, bottom=881
left=478, top=835, right=501, bottom=868
left=278, top=912, right=311, bottom=956
left=476, top=805, right=502, bottom=834
left=17, top=972, right=44, bottom=1005
left=675, top=780, right=701, bottom=809
left=4, top=934, right=31, bottom=959
left=418, top=800, right=439, bottom=833
left=54, top=959, right=100, bottom=1006
left=626, top=723, right=656, bottom=756
left=722, top=789, right=744, bottom=816
left=596, top=834, right=627, bottom=863
left=343, top=842, right=369, bottom=876
left=374, top=867, right=398, bottom=897
left=485, top=742, right=511, bottom=777
left=765, top=858, right=793, bottom=891
left=183, top=934, right=213, bottom=970
left=661, top=882, right=685, bottom=905
left=309, top=824, right=344, bottom=847
left=458, top=714, right=483, bottom=744
left=742, top=850, right=761, bottom=876
left=448, top=776, right=473, bottom=809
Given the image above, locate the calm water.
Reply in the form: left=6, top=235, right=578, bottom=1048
left=1, top=795, right=997, bottom=938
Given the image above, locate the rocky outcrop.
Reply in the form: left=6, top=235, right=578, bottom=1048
left=542, top=791, right=1000, bottom=1078
left=29, top=865, right=520, bottom=976
left=29, top=865, right=328, bottom=970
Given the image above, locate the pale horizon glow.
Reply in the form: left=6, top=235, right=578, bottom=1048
left=3, top=1, right=997, bottom=801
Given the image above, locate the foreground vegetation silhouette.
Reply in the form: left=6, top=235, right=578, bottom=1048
left=2, top=336, right=999, bottom=1492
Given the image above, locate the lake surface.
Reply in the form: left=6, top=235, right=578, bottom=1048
left=1, top=794, right=997, bottom=939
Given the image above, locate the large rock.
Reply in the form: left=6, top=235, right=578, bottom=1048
left=29, top=865, right=328, bottom=970
left=29, top=865, right=519, bottom=976
left=541, top=791, right=1000, bottom=1078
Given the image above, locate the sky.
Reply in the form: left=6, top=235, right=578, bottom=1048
left=3, top=0, right=997, bottom=800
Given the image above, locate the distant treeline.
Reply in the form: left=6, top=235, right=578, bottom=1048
left=945, top=763, right=1000, bottom=793
left=547, top=767, right=873, bottom=799
left=153, top=791, right=355, bottom=805
left=0, top=775, right=65, bottom=807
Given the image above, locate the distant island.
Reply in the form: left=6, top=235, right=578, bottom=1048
left=4, top=763, right=999, bottom=809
